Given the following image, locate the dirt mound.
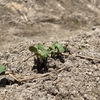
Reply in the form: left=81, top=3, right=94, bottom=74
left=0, top=0, right=100, bottom=100
left=0, top=28, right=100, bottom=100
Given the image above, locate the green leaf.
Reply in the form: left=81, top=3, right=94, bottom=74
left=38, top=43, right=46, bottom=51
left=29, top=43, right=48, bottom=62
left=48, top=43, right=56, bottom=53
left=55, top=43, right=65, bottom=53
left=0, top=65, right=6, bottom=74
left=29, top=46, right=38, bottom=53
left=37, top=51, right=48, bottom=62
left=41, top=51, right=48, bottom=58
left=49, top=42, right=64, bottom=53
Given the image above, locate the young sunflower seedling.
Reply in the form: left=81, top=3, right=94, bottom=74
left=48, top=42, right=65, bottom=58
left=29, top=42, right=65, bottom=73
left=29, top=43, right=48, bottom=73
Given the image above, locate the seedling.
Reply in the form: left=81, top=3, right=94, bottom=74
left=29, top=43, right=48, bottom=73
left=0, top=65, right=6, bottom=74
left=48, top=42, right=65, bottom=58
left=29, top=42, right=65, bottom=73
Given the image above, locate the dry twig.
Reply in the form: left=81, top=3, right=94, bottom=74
left=4, top=71, right=21, bottom=82
left=3, top=66, right=69, bottom=82
left=19, top=73, right=50, bottom=82
left=76, top=55, right=100, bottom=62
left=62, top=53, right=69, bottom=57
left=19, top=54, right=34, bottom=64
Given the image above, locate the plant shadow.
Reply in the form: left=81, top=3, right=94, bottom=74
left=32, top=58, right=48, bottom=73
left=0, top=78, right=20, bottom=87
left=52, top=54, right=65, bottom=63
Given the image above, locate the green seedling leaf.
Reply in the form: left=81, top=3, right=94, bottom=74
left=55, top=43, right=65, bottom=53
left=40, top=51, right=48, bottom=58
left=48, top=42, right=65, bottom=53
left=49, top=42, right=56, bottom=50
left=29, top=43, right=48, bottom=62
left=38, top=43, right=47, bottom=51
left=48, top=42, right=57, bottom=53
left=37, top=51, right=48, bottom=62
left=38, top=43, right=48, bottom=57
left=29, top=46, right=38, bottom=53
left=0, top=65, right=6, bottom=74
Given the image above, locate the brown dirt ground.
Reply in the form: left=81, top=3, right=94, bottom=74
left=0, top=0, right=100, bottom=100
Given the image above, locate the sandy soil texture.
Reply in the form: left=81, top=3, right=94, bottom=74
left=0, top=0, right=100, bottom=100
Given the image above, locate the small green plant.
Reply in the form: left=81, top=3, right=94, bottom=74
left=48, top=42, right=65, bottom=57
left=29, top=42, right=65, bottom=73
left=0, top=65, right=6, bottom=74
left=29, top=43, right=48, bottom=73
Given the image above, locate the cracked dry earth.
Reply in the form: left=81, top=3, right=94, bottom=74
left=0, top=28, right=100, bottom=100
